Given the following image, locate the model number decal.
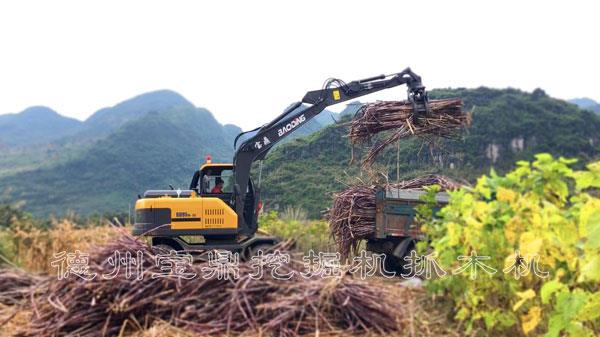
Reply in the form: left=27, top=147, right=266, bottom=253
left=176, top=211, right=195, bottom=217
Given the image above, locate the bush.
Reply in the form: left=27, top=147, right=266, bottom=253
left=259, top=211, right=331, bottom=253
left=0, top=203, right=30, bottom=228
left=421, top=154, right=600, bottom=336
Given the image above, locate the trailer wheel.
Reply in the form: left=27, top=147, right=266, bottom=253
left=384, top=239, right=416, bottom=277
left=382, top=254, right=404, bottom=276
left=397, top=242, right=417, bottom=277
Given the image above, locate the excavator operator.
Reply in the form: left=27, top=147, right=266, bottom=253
left=211, top=177, right=224, bottom=194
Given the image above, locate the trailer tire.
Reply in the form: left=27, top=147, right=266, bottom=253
left=382, top=254, right=403, bottom=276
left=385, top=238, right=416, bottom=277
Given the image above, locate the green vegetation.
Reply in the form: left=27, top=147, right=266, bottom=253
left=0, top=90, right=193, bottom=176
left=258, top=210, right=331, bottom=253
left=0, top=203, right=30, bottom=229
left=0, top=106, right=82, bottom=148
left=419, top=154, right=600, bottom=336
left=261, top=87, right=600, bottom=218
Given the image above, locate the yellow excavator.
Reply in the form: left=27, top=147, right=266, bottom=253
left=133, top=67, right=430, bottom=258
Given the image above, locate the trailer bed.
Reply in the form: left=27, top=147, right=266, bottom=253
left=374, top=187, right=449, bottom=239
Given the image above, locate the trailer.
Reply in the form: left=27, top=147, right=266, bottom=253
left=366, top=187, right=449, bottom=273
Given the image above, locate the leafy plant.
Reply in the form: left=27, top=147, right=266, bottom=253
left=420, top=154, right=600, bottom=335
left=259, top=211, right=331, bottom=253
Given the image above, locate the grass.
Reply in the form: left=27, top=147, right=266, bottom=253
left=1, top=218, right=121, bottom=273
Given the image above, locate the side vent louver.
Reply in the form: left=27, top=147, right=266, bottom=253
left=204, top=208, right=225, bottom=225
left=205, top=209, right=225, bottom=216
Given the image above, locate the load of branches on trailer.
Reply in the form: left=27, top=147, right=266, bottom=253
left=328, top=174, right=463, bottom=258
left=348, top=98, right=470, bottom=166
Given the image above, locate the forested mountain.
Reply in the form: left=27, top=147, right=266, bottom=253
left=0, top=90, right=203, bottom=177
left=0, top=105, right=237, bottom=216
left=0, top=91, right=240, bottom=216
left=570, top=97, right=600, bottom=114
left=0, top=106, right=82, bottom=148
left=260, top=87, right=600, bottom=217
left=79, top=90, right=196, bottom=139
left=0, top=90, right=191, bottom=150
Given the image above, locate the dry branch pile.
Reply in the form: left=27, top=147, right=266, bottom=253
left=329, top=175, right=462, bottom=258
left=348, top=98, right=469, bottom=165
left=0, top=268, right=48, bottom=306
left=12, top=233, right=411, bottom=337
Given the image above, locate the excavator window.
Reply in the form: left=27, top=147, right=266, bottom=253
left=201, top=168, right=234, bottom=194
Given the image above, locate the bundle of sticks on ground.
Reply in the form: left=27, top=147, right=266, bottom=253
left=0, top=267, right=48, bottom=306
left=348, top=98, right=469, bottom=165
left=329, top=175, right=462, bottom=258
left=1, top=232, right=413, bottom=337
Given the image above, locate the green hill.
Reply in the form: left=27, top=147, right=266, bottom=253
left=259, top=87, right=600, bottom=217
left=0, top=107, right=87, bottom=177
left=79, top=90, right=196, bottom=139
left=0, top=106, right=83, bottom=148
left=570, top=97, right=600, bottom=114
left=0, top=105, right=237, bottom=216
left=0, top=90, right=200, bottom=178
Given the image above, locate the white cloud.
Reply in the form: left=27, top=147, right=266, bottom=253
left=0, top=0, right=598, bottom=129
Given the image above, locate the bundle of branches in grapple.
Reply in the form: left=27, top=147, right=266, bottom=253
left=348, top=98, right=469, bottom=166
left=329, top=175, right=462, bottom=258
left=0, top=267, right=48, bottom=306
left=18, top=232, right=411, bottom=337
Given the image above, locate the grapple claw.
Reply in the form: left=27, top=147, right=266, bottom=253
left=408, top=87, right=429, bottom=125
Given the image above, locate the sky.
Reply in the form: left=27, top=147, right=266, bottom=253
left=0, top=1, right=598, bottom=130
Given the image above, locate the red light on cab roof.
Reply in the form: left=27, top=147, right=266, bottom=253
left=205, top=155, right=212, bottom=163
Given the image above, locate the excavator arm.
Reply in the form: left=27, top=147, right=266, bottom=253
left=232, top=67, right=428, bottom=235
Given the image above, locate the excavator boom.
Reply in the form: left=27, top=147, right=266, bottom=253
left=232, top=67, right=428, bottom=235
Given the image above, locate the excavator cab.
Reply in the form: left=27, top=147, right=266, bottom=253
left=190, top=160, right=234, bottom=203
left=189, top=158, right=259, bottom=228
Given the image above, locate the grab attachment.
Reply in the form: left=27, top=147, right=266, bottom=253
left=408, top=86, right=429, bottom=125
